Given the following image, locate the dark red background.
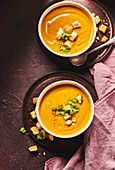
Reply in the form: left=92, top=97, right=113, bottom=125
left=0, top=0, right=114, bottom=169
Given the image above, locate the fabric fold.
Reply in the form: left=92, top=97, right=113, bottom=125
left=44, top=46, right=115, bottom=170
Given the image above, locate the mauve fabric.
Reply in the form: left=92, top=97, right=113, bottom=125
left=44, top=46, right=115, bottom=170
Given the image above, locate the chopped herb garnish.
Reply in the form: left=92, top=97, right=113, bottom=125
left=58, top=46, right=63, bottom=51
left=68, top=99, right=77, bottom=106
left=60, top=111, right=69, bottom=116
left=52, top=107, right=57, bottom=111
left=64, top=109, right=70, bottom=113
left=37, top=131, right=43, bottom=140
left=60, top=41, right=65, bottom=45
left=20, top=127, right=26, bottom=134
left=65, top=31, right=71, bottom=34
left=63, top=47, right=70, bottom=53
left=58, top=31, right=71, bottom=53
left=60, top=110, right=65, bottom=115
left=61, top=32, right=71, bottom=40
left=52, top=98, right=80, bottom=118
left=57, top=105, right=63, bottom=110
left=71, top=106, right=80, bottom=114
left=59, top=46, right=70, bottom=53
left=52, top=105, right=63, bottom=111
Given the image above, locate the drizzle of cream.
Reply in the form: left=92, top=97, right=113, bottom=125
left=45, top=14, right=70, bottom=33
left=47, top=40, right=56, bottom=45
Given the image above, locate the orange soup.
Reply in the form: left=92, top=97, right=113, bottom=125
left=40, top=5, right=94, bottom=55
left=39, top=83, right=92, bottom=137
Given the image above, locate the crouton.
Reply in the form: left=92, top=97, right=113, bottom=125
left=56, top=28, right=63, bottom=40
left=102, top=36, right=108, bottom=43
left=72, top=20, right=81, bottom=28
left=36, top=122, right=42, bottom=130
left=33, top=97, right=38, bottom=104
left=55, top=110, right=60, bottom=116
left=63, top=115, right=71, bottom=120
left=29, top=145, right=38, bottom=152
left=31, top=126, right=39, bottom=135
left=66, top=119, right=72, bottom=126
left=96, top=36, right=100, bottom=41
left=72, top=117, right=77, bottom=123
left=63, top=25, right=73, bottom=33
left=30, top=110, right=36, bottom=119
left=92, top=13, right=96, bottom=17
left=99, top=24, right=107, bottom=34
left=94, top=16, right=100, bottom=25
left=64, top=40, right=72, bottom=48
left=46, top=134, right=54, bottom=141
left=69, top=31, right=78, bottom=41
left=64, top=105, right=71, bottom=110
left=76, top=94, right=83, bottom=104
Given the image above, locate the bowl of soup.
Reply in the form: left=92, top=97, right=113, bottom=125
left=38, top=1, right=96, bottom=57
left=36, top=80, right=94, bottom=138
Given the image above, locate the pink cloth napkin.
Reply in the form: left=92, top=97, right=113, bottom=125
left=45, top=46, right=115, bottom=170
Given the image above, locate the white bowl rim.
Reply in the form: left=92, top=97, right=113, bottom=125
left=38, top=1, right=96, bottom=58
left=36, top=80, right=94, bottom=138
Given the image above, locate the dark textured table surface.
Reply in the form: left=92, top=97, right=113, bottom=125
left=0, top=0, right=114, bottom=170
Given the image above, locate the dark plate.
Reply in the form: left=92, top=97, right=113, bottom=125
left=22, top=71, right=98, bottom=154
left=37, top=0, right=114, bottom=69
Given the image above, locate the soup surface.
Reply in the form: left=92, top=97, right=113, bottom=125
left=41, top=5, right=94, bottom=55
left=39, top=84, right=92, bottom=136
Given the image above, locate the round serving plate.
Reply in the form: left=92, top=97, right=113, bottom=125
left=22, top=71, right=98, bottom=154
left=37, top=0, right=114, bottom=69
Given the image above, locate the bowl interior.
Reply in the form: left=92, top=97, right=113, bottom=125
left=36, top=80, right=94, bottom=138
left=38, top=1, right=96, bottom=57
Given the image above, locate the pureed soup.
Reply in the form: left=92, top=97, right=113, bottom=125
left=40, top=5, right=94, bottom=55
left=38, top=83, right=92, bottom=137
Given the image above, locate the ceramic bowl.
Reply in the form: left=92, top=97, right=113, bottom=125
left=38, top=1, right=96, bottom=58
left=36, top=80, right=94, bottom=138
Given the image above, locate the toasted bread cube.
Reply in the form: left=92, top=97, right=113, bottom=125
left=63, top=25, right=73, bottom=33
left=99, top=24, right=107, bottom=34
left=94, top=16, right=100, bottom=25
left=31, top=126, right=39, bottom=135
left=102, top=36, right=108, bottom=43
left=48, top=134, right=54, bottom=141
left=30, top=110, right=37, bottom=119
left=69, top=31, right=78, bottom=41
left=92, top=13, right=96, bottom=17
left=33, top=97, right=38, bottom=104
left=66, top=119, right=72, bottom=126
left=55, top=111, right=60, bottom=116
left=29, top=145, right=38, bottom=152
left=36, top=122, right=42, bottom=130
left=64, top=115, right=71, bottom=120
left=46, top=134, right=54, bottom=141
left=56, top=28, right=63, bottom=40
left=64, top=105, right=71, bottom=110
left=64, top=40, right=72, bottom=48
left=72, top=20, right=81, bottom=28
left=72, top=117, right=77, bottom=123
left=41, top=130, right=46, bottom=139
left=76, top=94, right=83, bottom=104
left=96, top=36, right=100, bottom=41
